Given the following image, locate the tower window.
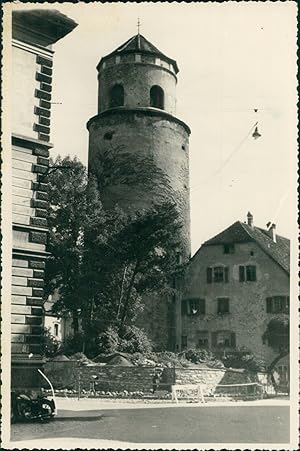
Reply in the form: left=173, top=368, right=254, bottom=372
left=150, top=85, right=164, bottom=109
left=110, top=84, right=124, bottom=108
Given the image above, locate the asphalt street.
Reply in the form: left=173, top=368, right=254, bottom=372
left=11, top=404, right=289, bottom=444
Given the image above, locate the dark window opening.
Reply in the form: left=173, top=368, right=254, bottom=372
left=217, top=298, right=230, bottom=314
left=250, top=251, right=254, bottom=256
left=150, top=85, right=164, bottom=109
left=104, top=131, right=114, bottom=140
left=207, top=266, right=229, bottom=283
left=212, top=331, right=236, bottom=348
left=182, top=298, right=205, bottom=316
left=239, top=265, right=256, bottom=282
left=224, top=243, right=235, bottom=254
left=54, top=324, right=59, bottom=336
left=266, top=296, right=289, bottom=313
left=197, top=331, right=209, bottom=349
left=110, top=84, right=124, bottom=108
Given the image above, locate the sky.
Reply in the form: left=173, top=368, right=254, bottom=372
left=12, top=2, right=298, bottom=254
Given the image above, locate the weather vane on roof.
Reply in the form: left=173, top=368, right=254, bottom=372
left=137, top=17, right=141, bottom=35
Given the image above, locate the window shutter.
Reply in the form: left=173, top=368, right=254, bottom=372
left=181, top=299, right=187, bottom=315
left=207, top=267, right=212, bottom=283
left=239, top=266, right=245, bottom=282
left=266, top=297, right=273, bottom=313
left=230, top=332, right=236, bottom=348
left=225, top=266, right=229, bottom=283
left=195, top=299, right=200, bottom=315
left=211, top=332, right=217, bottom=348
left=198, top=299, right=205, bottom=315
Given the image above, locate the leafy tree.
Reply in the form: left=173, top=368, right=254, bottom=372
left=82, top=201, right=184, bottom=334
left=45, top=154, right=184, bottom=356
left=45, top=156, right=104, bottom=333
left=41, top=327, right=61, bottom=358
left=263, top=315, right=289, bottom=389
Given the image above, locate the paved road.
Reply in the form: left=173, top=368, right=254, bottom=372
left=11, top=404, right=289, bottom=444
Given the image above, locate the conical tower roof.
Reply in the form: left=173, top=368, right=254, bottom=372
left=99, top=34, right=179, bottom=73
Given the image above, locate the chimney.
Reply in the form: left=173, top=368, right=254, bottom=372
left=267, top=222, right=277, bottom=243
left=247, top=211, right=254, bottom=228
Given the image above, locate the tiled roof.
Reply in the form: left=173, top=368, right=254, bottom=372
left=202, top=221, right=290, bottom=273
left=101, top=34, right=179, bottom=73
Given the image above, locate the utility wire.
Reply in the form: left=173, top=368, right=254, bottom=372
left=190, top=121, right=258, bottom=193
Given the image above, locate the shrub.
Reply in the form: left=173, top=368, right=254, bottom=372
left=221, top=350, right=266, bottom=372
left=41, top=327, right=61, bottom=358
left=96, top=326, right=120, bottom=354
left=60, top=331, right=85, bottom=356
left=118, top=326, right=153, bottom=354
left=96, top=325, right=153, bottom=355
left=179, top=348, right=215, bottom=364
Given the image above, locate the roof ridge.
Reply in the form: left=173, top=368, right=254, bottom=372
left=116, top=35, right=137, bottom=53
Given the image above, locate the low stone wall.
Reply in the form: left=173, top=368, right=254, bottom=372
left=44, top=361, right=78, bottom=390
left=79, top=365, right=161, bottom=392
left=44, top=361, right=267, bottom=397
left=175, top=367, right=225, bottom=395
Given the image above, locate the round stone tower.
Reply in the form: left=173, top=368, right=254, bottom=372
left=87, top=33, right=191, bottom=260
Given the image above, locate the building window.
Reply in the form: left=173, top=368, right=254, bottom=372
left=197, top=331, right=209, bottom=348
left=239, top=265, right=256, bottom=282
left=54, top=323, right=59, bottom=336
left=217, top=297, right=230, bottom=314
left=110, top=84, right=124, bottom=107
left=181, top=335, right=187, bottom=350
left=150, top=85, right=164, bottom=109
left=266, top=296, right=289, bottom=313
left=207, top=266, right=229, bottom=283
left=224, top=243, right=235, bottom=254
left=182, top=298, right=205, bottom=316
left=212, top=331, right=236, bottom=348
left=277, top=365, right=289, bottom=383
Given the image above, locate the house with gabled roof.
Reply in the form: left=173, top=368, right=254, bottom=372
left=179, top=212, right=290, bottom=379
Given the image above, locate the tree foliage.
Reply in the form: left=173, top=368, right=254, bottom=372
left=45, top=156, right=104, bottom=333
left=263, top=315, right=289, bottom=373
left=45, top=154, right=184, bottom=356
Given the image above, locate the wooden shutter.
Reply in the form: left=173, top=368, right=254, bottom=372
left=239, top=266, right=245, bottom=282
left=230, top=332, right=236, bottom=348
left=224, top=266, right=229, bottom=283
left=181, top=299, right=187, bottom=315
left=266, top=297, right=273, bottom=313
left=207, top=267, right=212, bottom=283
left=200, top=299, right=206, bottom=315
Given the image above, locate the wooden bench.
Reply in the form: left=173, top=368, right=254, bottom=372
left=171, top=383, right=205, bottom=404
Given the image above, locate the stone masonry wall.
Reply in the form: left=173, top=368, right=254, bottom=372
left=182, top=241, right=289, bottom=365
left=88, top=110, right=190, bottom=258
left=98, top=62, right=177, bottom=115
left=45, top=362, right=261, bottom=396
left=88, top=110, right=190, bottom=350
left=79, top=365, right=157, bottom=392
